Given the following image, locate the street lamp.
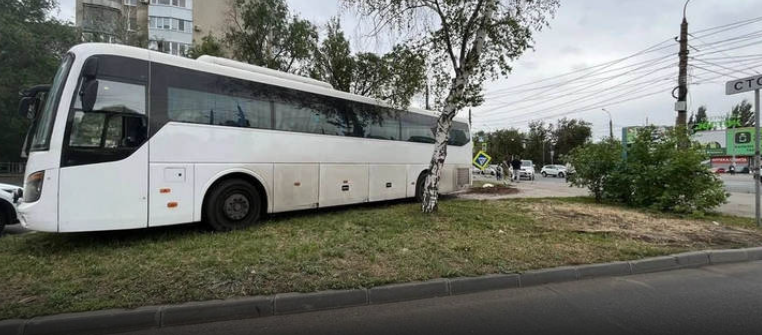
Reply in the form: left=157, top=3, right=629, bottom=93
left=601, top=108, right=614, bottom=139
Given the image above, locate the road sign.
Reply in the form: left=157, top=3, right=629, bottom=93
left=472, top=151, right=492, bottom=170
left=725, top=75, right=761, bottom=228
left=725, top=74, right=762, bottom=95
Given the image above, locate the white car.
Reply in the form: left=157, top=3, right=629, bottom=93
left=0, top=183, right=22, bottom=235
left=540, top=164, right=568, bottom=178
left=519, top=160, right=535, bottom=180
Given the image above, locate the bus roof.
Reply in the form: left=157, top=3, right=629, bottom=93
left=68, top=43, right=470, bottom=124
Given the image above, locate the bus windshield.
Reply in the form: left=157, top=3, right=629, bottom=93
left=30, top=53, right=74, bottom=151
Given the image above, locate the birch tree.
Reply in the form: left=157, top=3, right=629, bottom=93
left=344, top=0, right=559, bottom=212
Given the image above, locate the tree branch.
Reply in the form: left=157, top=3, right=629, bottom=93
left=427, top=0, right=459, bottom=71
left=459, top=0, right=485, bottom=66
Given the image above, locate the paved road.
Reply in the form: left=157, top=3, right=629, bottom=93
left=721, top=174, right=757, bottom=194
left=122, top=261, right=762, bottom=335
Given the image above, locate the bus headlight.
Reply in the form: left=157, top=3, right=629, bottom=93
left=24, top=171, right=45, bottom=203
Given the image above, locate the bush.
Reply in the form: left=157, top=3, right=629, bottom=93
left=566, top=139, right=622, bottom=202
left=567, top=127, right=727, bottom=214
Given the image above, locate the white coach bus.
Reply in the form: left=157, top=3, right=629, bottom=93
left=15, top=44, right=472, bottom=232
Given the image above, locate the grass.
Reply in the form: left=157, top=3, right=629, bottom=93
left=1, top=197, right=760, bottom=320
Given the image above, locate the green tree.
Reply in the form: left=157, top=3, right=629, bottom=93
left=0, top=0, right=78, bottom=161
left=311, top=19, right=426, bottom=107
left=345, top=0, right=560, bottom=212
left=311, top=18, right=354, bottom=92
left=524, top=121, right=552, bottom=167
left=227, top=0, right=318, bottom=74
left=188, top=34, right=225, bottom=59
left=730, top=99, right=754, bottom=127
left=551, top=118, right=592, bottom=163
left=349, top=46, right=426, bottom=107
left=486, top=128, right=524, bottom=166
left=696, top=105, right=708, bottom=124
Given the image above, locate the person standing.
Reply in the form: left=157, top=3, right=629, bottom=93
left=511, top=156, right=522, bottom=182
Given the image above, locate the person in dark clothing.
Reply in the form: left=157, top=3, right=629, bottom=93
left=511, top=156, right=522, bottom=182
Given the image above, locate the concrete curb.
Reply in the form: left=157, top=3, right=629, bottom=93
left=4, top=247, right=761, bottom=335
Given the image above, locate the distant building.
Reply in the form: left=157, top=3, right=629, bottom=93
left=75, top=0, right=229, bottom=57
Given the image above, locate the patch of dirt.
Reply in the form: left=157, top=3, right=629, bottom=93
left=526, top=201, right=762, bottom=246
left=467, top=185, right=520, bottom=195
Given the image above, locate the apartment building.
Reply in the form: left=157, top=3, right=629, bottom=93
left=75, top=0, right=229, bottom=57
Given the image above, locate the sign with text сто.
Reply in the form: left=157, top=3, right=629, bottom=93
left=726, top=75, right=762, bottom=95
left=472, top=151, right=492, bottom=171
left=725, top=74, right=761, bottom=227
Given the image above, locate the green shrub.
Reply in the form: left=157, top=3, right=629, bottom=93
left=566, top=139, right=622, bottom=202
left=567, top=127, right=727, bottom=214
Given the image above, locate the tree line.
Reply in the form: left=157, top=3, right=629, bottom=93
left=689, top=100, right=756, bottom=132
left=472, top=118, right=592, bottom=168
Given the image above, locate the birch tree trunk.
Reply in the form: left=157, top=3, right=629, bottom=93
left=421, top=0, right=495, bottom=213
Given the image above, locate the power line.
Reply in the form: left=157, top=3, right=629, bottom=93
left=481, top=16, right=762, bottom=98
left=476, top=59, right=762, bottom=129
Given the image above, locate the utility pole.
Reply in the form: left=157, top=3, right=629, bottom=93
left=468, top=108, right=472, bottom=127
left=675, top=0, right=690, bottom=128
left=602, top=108, right=614, bottom=139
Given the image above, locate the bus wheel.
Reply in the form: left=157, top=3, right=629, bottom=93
left=204, top=179, right=261, bottom=231
left=415, top=172, right=427, bottom=203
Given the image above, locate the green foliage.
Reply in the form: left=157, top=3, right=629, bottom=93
left=696, top=105, right=708, bottom=124
left=568, top=128, right=728, bottom=213
left=311, top=18, right=426, bottom=107
left=552, top=118, right=592, bottom=162
left=344, top=0, right=559, bottom=111
left=480, top=128, right=524, bottom=165
left=730, top=99, right=754, bottom=127
left=474, top=118, right=591, bottom=167
left=524, top=121, right=552, bottom=166
left=311, top=18, right=354, bottom=92
left=566, top=140, right=622, bottom=202
left=0, top=0, right=78, bottom=161
left=187, top=34, right=225, bottom=59
left=227, top=0, right=319, bottom=74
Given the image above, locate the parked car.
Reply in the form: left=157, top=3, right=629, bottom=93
left=540, top=164, right=567, bottom=178
left=519, top=160, right=535, bottom=180
left=0, top=183, right=22, bottom=235
left=710, top=167, right=726, bottom=174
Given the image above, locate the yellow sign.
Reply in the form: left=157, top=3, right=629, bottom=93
left=472, top=151, right=492, bottom=170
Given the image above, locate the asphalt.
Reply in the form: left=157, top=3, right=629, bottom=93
left=120, top=261, right=762, bottom=335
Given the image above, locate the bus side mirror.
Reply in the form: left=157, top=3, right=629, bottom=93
left=18, top=97, right=34, bottom=119
left=82, top=57, right=99, bottom=79
left=80, top=80, right=99, bottom=112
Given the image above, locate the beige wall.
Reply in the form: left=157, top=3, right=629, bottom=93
left=192, top=0, right=235, bottom=53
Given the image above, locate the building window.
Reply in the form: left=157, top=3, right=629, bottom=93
left=128, top=17, right=137, bottom=31
left=151, top=0, right=188, bottom=8
left=149, top=16, right=192, bottom=33
left=124, top=0, right=137, bottom=6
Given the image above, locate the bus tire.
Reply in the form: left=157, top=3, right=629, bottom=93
left=415, top=172, right=427, bottom=203
left=204, top=178, right=261, bottom=231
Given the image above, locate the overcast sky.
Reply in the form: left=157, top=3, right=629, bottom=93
left=55, top=0, right=762, bottom=139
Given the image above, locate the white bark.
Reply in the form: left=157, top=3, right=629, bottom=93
left=421, top=0, right=496, bottom=213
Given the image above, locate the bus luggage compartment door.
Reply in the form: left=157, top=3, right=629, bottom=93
left=319, top=164, right=369, bottom=207
left=58, top=146, right=149, bottom=232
